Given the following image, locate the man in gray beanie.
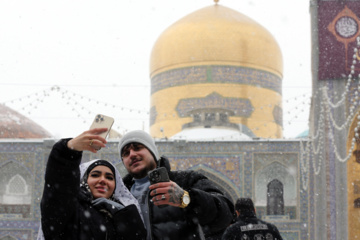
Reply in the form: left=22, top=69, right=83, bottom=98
left=119, top=130, right=234, bottom=240
left=119, top=130, right=160, bottom=163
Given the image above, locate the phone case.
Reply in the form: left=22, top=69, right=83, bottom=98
left=148, top=167, right=170, bottom=185
left=89, top=114, right=114, bottom=139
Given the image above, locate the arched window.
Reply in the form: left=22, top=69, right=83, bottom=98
left=0, top=236, right=17, bottom=240
left=354, top=198, right=360, bottom=208
left=190, top=164, right=240, bottom=203
left=0, top=161, right=32, bottom=205
left=267, top=179, right=284, bottom=215
left=353, top=129, right=360, bottom=163
left=6, top=174, right=28, bottom=195
left=2, top=174, right=31, bottom=204
left=354, top=180, right=360, bottom=194
left=255, top=162, right=296, bottom=207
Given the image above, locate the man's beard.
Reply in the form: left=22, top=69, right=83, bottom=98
left=132, top=159, right=157, bottom=179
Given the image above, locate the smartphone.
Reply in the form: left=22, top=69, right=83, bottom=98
left=148, top=167, right=170, bottom=185
left=89, top=114, right=114, bottom=139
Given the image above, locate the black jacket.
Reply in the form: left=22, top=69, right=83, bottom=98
left=123, top=156, right=234, bottom=240
left=221, top=211, right=283, bottom=240
left=40, top=139, right=146, bottom=240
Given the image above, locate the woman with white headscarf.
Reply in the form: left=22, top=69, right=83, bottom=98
left=38, top=128, right=146, bottom=240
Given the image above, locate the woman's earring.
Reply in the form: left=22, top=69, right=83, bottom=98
left=85, top=183, right=90, bottom=192
left=110, top=194, right=116, bottom=201
left=81, top=180, right=91, bottom=193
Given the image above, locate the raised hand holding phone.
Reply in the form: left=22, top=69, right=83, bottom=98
left=89, top=114, right=114, bottom=138
left=66, top=114, right=114, bottom=153
left=89, top=114, right=114, bottom=150
left=67, top=128, right=108, bottom=153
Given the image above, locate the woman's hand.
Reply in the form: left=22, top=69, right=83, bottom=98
left=92, top=198, right=125, bottom=216
left=67, top=128, right=108, bottom=153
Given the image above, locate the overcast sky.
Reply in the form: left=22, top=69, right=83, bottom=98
left=0, top=0, right=311, bottom=139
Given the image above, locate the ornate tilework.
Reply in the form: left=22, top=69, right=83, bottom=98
left=151, top=67, right=207, bottom=94
left=157, top=140, right=309, bottom=240
left=211, top=66, right=282, bottom=94
left=175, top=92, right=254, bottom=118
left=192, top=165, right=239, bottom=202
left=0, top=229, right=34, bottom=240
left=0, top=139, right=310, bottom=240
left=151, top=66, right=282, bottom=94
left=280, top=231, right=300, bottom=240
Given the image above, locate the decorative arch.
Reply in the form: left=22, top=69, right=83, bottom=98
left=267, top=179, right=284, bottom=215
left=6, top=174, right=28, bottom=194
left=0, top=161, right=32, bottom=205
left=355, top=198, right=360, bottom=208
left=0, top=160, right=33, bottom=176
left=0, top=236, right=17, bottom=240
left=190, top=164, right=239, bottom=203
left=255, top=161, right=296, bottom=207
left=2, top=174, right=31, bottom=205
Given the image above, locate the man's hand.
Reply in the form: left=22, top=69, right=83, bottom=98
left=149, top=181, right=184, bottom=207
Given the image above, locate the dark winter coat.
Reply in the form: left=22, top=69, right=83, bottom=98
left=40, top=139, right=146, bottom=240
left=123, top=156, right=234, bottom=240
left=221, top=211, right=283, bottom=240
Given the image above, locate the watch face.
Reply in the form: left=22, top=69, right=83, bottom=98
left=183, top=195, right=190, bottom=205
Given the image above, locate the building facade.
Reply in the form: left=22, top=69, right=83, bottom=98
left=310, top=0, right=360, bottom=239
left=0, top=139, right=311, bottom=240
left=2, top=1, right=360, bottom=239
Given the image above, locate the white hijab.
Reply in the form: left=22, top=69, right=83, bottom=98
left=37, top=159, right=141, bottom=240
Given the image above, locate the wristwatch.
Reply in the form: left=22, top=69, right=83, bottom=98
left=180, top=190, right=190, bottom=208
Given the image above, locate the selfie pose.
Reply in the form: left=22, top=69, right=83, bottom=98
left=119, top=130, right=234, bottom=240
left=38, top=128, right=146, bottom=240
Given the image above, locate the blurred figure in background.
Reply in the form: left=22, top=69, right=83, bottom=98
left=222, top=198, right=283, bottom=240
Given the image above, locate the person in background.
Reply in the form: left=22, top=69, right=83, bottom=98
left=222, top=198, right=283, bottom=240
left=38, top=128, right=146, bottom=240
left=118, top=130, right=234, bottom=240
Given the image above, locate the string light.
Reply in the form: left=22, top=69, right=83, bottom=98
left=298, top=36, right=360, bottom=190
left=4, top=38, right=358, bottom=191
left=1, top=86, right=149, bottom=134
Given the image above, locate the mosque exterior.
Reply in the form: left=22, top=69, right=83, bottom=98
left=0, top=1, right=359, bottom=239
left=149, top=5, right=283, bottom=139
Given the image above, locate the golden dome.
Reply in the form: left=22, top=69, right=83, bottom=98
left=150, top=4, right=283, bottom=78
left=149, top=4, right=283, bottom=139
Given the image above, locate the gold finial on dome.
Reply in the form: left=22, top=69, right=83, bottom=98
left=214, top=0, right=219, bottom=3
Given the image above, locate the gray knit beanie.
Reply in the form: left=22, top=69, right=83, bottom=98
left=118, top=130, right=160, bottom=162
